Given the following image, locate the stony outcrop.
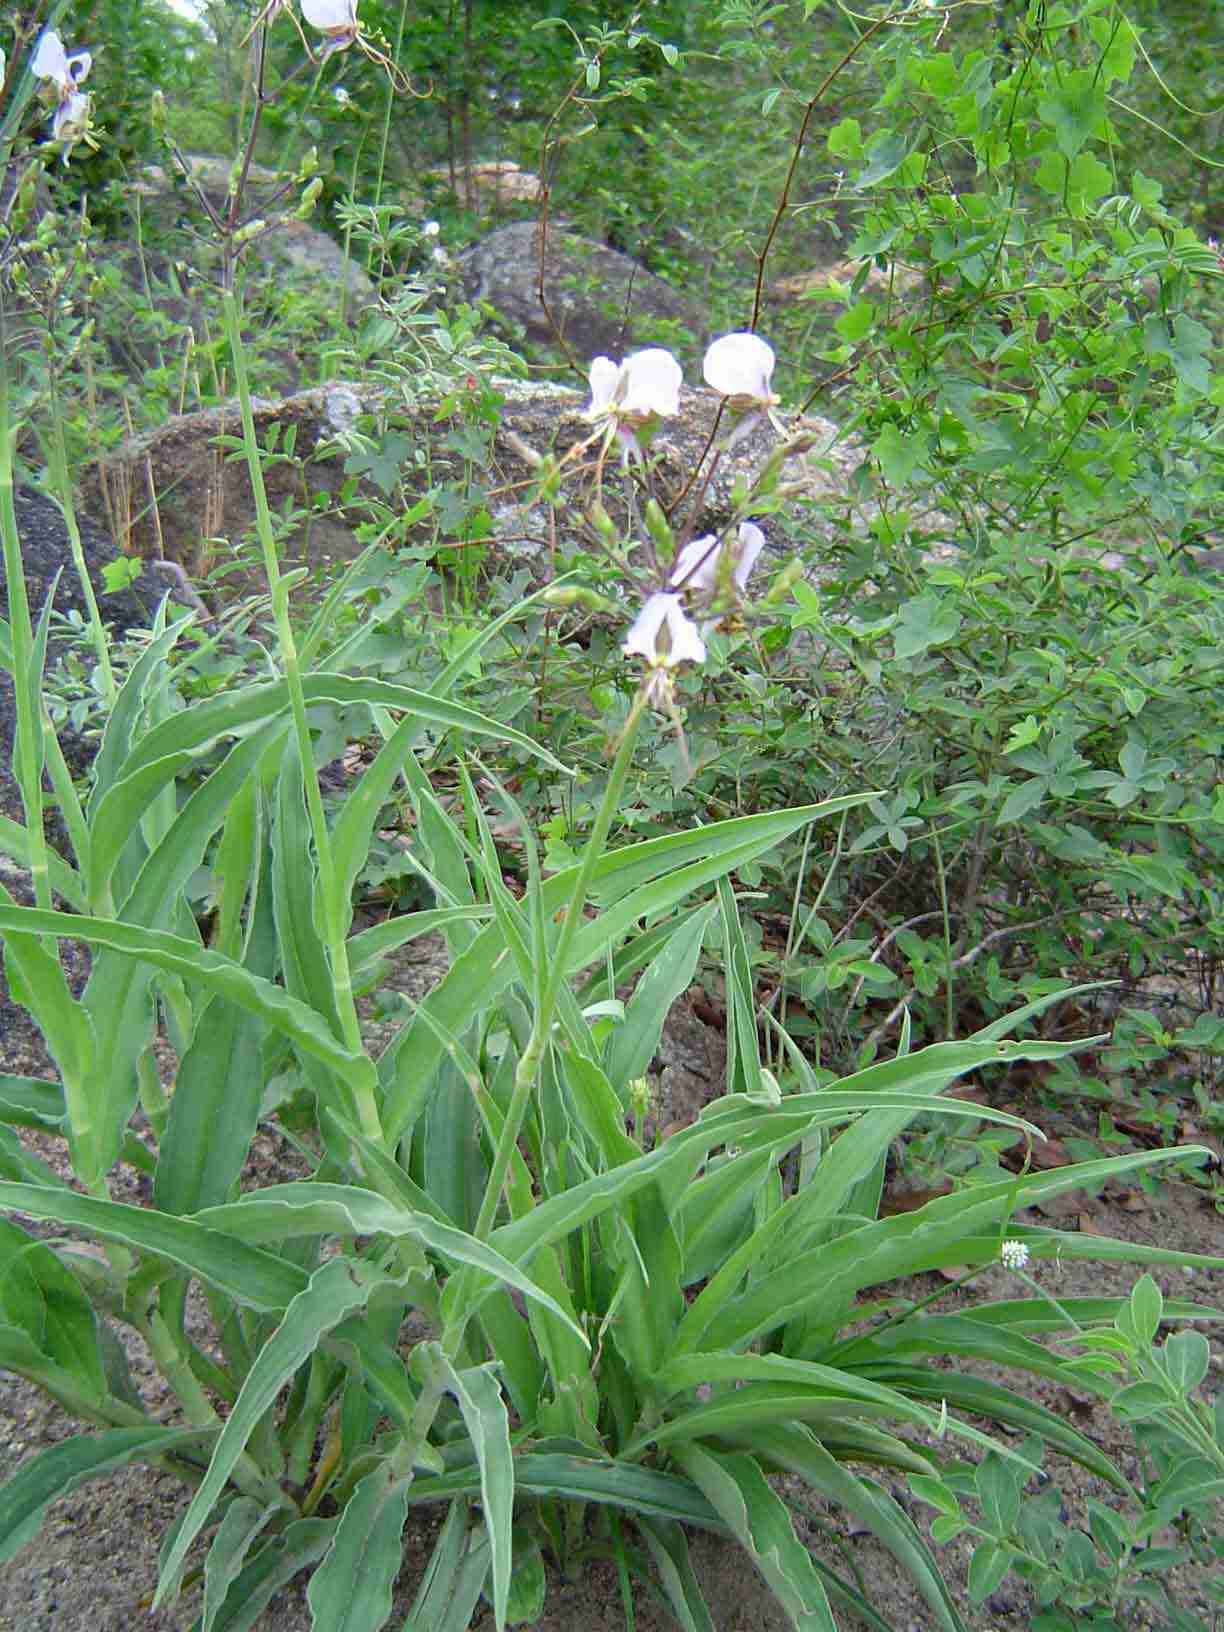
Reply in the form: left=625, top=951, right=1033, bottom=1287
left=458, top=220, right=705, bottom=360
left=83, top=378, right=852, bottom=577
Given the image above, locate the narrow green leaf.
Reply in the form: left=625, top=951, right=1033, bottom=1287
left=194, top=1183, right=587, bottom=1345
left=605, top=904, right=713, bottom=1093
left=86, top=750, right=198, bottom=908
left=436, top=1353, right=513, bottom=1630
left=718, top=880, right=763, bottom=1100
left=88, top=615, right=194, bottom=813
left=0, top=1427, right=209, bottom=1566
left=381, top=797, right=872, bottom=1142
left=157, top=1257, right=391, bottom=1604
left=81, top=729, right=277, bottom=1179
left=0, top=1075, right=65, bottom=1128
left=403, top=1453, right=723, bottom=1527
left=202, top=1498, right=274, bottom=1632
left=0, top=1219, right=105, bottom=1398
left=737, top=1424, right=966, bottom=1632
left=0, top=816, right=86, bottom=910
left=673, top=1443, right=836, bottom=1631
left=637, top=1519, right=716, bottom=1632
left=115, top=673, right=570, bottom=792
left=0, top=1182, right=307, bottom=1311
left=405, top=1502, right=491, bottom=1632
left=0, top=906, right=371, bottom=1083
left=307, top=1465, right=409, bottom=1632
left=190, top=1518, right=335, bottom=1632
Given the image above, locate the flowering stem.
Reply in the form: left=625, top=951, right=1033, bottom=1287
left=472, top=686, right=650, bottom=1243
left=220, top=289, right=382, bottom=1144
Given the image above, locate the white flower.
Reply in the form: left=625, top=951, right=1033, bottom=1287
left=301, top=0, right=359, bottom=54
left=31, top=30, right=93, bottom=141
left=1000, top=1239, right=1030, bottom=1271
left=423, top=219, right=440, bottom=238
left=31, top=30, right=92, bottom=93
left=623, top=593, right=706, bottom=670
left=670, top=521, right=766, bottom=596
left=585, top=348, right=683, bottom=425
left=703, top=332, right=777, bottom=408
left=333, top=85, right=351, bottom=105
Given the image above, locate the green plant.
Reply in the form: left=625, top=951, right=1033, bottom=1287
left=5, top=248, right=1224, bottom=1632
left=910, top=1270, right=1224, bottom=1631
left=3, top=7, right=1224, bottom=1631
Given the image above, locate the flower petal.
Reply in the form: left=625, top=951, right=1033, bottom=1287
left=619, top=348, right=682, bottom=418
left=301, top=0, right=357, bottom=24
left=586, top=355, right=620, bottom=415
left=623, top=592, right=706, bottom=668
left=661, top=597, right=707, bottom=665
left=732, top=521, right=766, bottom=590
left=31, top=31, right=70, bottom=85
left=703, top=332, right=775, bottom=402
left=670, top=534, right=721, bottom=593
left=622, top=593, right=670, bottom=661
left=51, top=90, right=89, bottom=140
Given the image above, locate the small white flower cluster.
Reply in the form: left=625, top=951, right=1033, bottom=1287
left=1000, top=1239, right=1030, bottom=1272
left=590, top=334, right=778, bottom=686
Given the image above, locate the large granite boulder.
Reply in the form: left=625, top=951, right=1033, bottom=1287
left=459, top=220, right=705, bottom=361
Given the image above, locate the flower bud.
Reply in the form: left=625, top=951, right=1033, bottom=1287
left=644, top=498, right=675, bottom=566
left=296, top=177, right=324, bottom=218
left=762, top=558, right=803, bottom=604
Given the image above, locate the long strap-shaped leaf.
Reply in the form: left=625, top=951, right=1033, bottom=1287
left=112, top=672, right=572, bottom=787
left=0, top=907, right=369, bottom=1083
left=404, top=1500, right=492, bottom=1632
left=672, top=1442, right=837, bottom=1632
left=0, top=1182, right=307, bottom=1309
left=379, top=796, right=873, bottom=1142
left=306, top=1464, right=410, bottom=1632
left=0, top=1427, right=212, bottom=1567
left=194, top=1182, right=587, bottom=1345
left=730, top=1423, right=967, bottom=1632
left=432, top=1351, right=514, bottom=1631
left=156, top=1256, right=396, bottom=1605
left=688, top=1147, right=1211, bottom=1356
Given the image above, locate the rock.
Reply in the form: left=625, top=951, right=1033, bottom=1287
left=82, top=382, right=395, bottom=570
left=423, top=159, right=543, bottom=209
left=83, top=376, right=850, bottom=578
left=458, top=220, right=705, bottom=361
left=137, top=155, right=372, bottom=305
left=0, top=488, right=155, bottom=823
left=247, top=218, right=374, bottom=306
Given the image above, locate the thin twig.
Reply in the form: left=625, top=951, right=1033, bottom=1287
left=862, top=907, right=1097, bottom=1051
left=749, top=8, right=898, bottom=333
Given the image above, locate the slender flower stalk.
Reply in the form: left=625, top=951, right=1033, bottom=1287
left=471, top=687, right=652, bottom=1244
left=220, top=290, right=382, bottom=1144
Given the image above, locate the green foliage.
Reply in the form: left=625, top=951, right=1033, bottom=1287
left=2, top=3, right=1223, bottom=1629
left=911, top=1272, right=1224, bottom=1630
